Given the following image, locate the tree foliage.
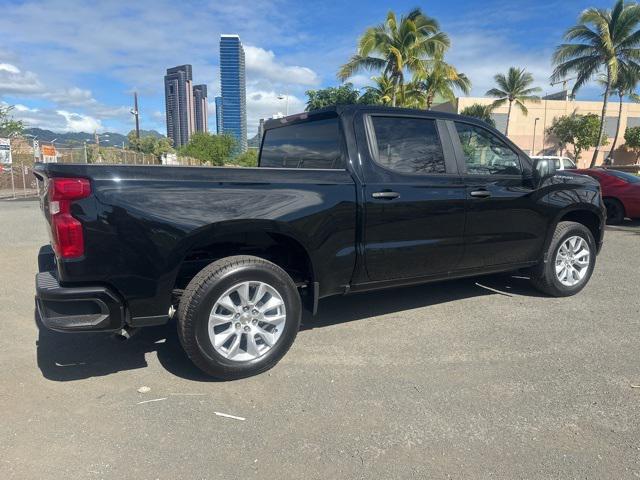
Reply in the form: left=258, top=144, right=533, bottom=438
left=413, top=55, right=471, bottom=109
left=552, top=0, right=640, bottom=166
left=127, top=131, right=173, bottom=159
left=179, top=132, right=236, bottom=166
left=460, top=104, right=496, bottom=127
left=0, top=105, right=24, bottom=137
left=624, top=126, right=640, bottom=160
left=486, top=67, right=541, bottom=135
left=305, top=83, right=361, bottom=110
left=601, top=64, right=640, bottom=158
left=305, top=82, right=386, bottom=110
left=546, top=113, right=605, bottom=161
left=232, top=149, right=258, bottom=167
left=338, top=8, right=449, bottom=106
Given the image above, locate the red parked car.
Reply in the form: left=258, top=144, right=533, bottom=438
left=572, top=168, right=640, bottom=224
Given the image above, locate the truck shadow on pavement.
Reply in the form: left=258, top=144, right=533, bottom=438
left=36, top=272, right=543, bottom=382
left=605, top=218, right=640, bottom=235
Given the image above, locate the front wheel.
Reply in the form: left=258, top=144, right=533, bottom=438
left=177, top=255, right=301, bottom=379
left=530, top=221, right=596, bottom=297
left=603, top=197, right=625, bottom=225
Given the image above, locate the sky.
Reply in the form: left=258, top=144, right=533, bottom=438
left=0, top=0, right=617, bottom=137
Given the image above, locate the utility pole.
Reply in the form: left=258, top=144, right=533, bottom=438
left=131, top=92, right=140, bottom=139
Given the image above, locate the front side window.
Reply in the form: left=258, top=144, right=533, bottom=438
left=455, top=122, right=522, bottom=175
left=259, top=117, right=344, bottom=169
left=370, top=116, right=446, bottom=174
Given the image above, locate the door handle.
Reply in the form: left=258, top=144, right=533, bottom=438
left=372, top=191, right=400, bottom=200
left=470, top=190, right=492, bottom=198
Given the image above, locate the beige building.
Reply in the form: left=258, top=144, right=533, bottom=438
left=434, top=96, right=640, bottom=168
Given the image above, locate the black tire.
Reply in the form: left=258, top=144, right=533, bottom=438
left=177, top=255, right=301, bottom=379
left=603, top=197, right=625, bottom=225
left=530, top=221, right=596, bottom=297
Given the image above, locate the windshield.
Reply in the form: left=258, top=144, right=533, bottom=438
left=606, top=170, right=640, bottom=184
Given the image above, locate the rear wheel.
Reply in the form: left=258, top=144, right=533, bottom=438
left=530, top=221, right=596, bottom=297
left=177, top=255, right=301, bottom=379
left=603, top=197, right=625, bottom=225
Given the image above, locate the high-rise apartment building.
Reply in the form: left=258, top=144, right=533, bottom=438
left=164, top=65, right=195, bottom=148
left=192, top=84, right=208, bottom=133
left=219, top=34, right=247, bottom=152
left=214, top=96, right=223, bottom=135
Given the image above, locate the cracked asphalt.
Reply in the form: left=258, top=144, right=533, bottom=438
left=1, top=200, right=639, bottom=479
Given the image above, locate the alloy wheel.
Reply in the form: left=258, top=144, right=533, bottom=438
left=208, top=281, right=286, bottom=361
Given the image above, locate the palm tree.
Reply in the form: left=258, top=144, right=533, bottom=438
left=601, top=65, right=640, bottom=160
left=486, top=67, right=541, bottom=136
left=338, top=8, right=449, bottom=106
left=552, top=0, right=640, bottom=167
left=460, top=103, right=496, bottom=127
left=361, top=75, right=396, bottom=105
left=413, top=56, right=471, bottom=109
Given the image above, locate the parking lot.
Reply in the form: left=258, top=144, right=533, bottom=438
left=1, top=199, right=639, bottom=479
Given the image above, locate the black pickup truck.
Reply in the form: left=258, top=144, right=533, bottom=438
left=34, top=105, right=605, bottom=379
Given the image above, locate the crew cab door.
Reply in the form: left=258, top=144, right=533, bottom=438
left=357, top=113, right=466, bottom=281
left=448, top=120, right=547, bottom=269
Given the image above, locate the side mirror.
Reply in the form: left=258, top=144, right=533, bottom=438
left=532, top=158, right=557, bottom=186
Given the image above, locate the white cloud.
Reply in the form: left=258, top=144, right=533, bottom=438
left=0, top=1, right=323, bottom=134
left=245, top=90, right=305, bottom=136
left=56, top=110, right=103, bottom=132
left=245, top=45, right=320, bottom=87
left=0, top=63, right=21, bottom=74
left=0, top=64, right=44, bottom=96
left=45, top=87, right=130, bottom=118
left=447, top=32, right=554, bottom=97
left=3, top=100, right=104, bottom=132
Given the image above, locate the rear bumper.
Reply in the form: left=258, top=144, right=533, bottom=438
left=35, top=247, right=125, bottom=332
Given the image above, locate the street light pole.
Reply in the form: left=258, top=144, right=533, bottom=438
left=131, top=92, right=140, bottom=139
left=277, top=94, right=289, bottom=116
left=532, top=117, right=540, bottom=155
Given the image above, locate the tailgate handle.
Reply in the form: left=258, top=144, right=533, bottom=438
left=372, top=191, right=400, bottom=200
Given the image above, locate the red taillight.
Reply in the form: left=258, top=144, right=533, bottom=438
left=48, top=178, right=91, bottom=259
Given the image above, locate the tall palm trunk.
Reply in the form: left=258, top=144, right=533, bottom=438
left=426, top=92, right=434, bottom=110
left=391, top=74, right=399, bottom=107
left=505, top=100, right=513, bottom=136
left=591, top=76, right=612, bottom=168
left=609, top=93, right=624, bottom=162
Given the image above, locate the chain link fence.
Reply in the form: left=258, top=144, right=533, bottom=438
left=0, top=163, right=38, bottom=199
left=0, top=140, right=206, bottom=200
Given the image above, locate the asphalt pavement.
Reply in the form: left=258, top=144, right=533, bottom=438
left=1, top=200, right=639, bottom=479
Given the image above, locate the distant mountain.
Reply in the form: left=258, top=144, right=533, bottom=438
left=23, top=128, right=165, bottom=147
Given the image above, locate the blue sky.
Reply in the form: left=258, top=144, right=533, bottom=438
left=0, top=0, right=617, bottom=136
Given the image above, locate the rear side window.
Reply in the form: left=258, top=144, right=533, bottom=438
left=259, top=117, right=344, bottom=169
left=369, top=116, right=446, bottom=174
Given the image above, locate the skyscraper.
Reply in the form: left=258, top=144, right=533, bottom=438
left=192, top=84, right=208, bottom=133
left=164, top=65, right=195, bottom=148
left=219, top=34, right=247, bottom=152
left=214, top=96, right=223, bottom=135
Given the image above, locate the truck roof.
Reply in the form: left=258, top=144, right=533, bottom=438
left=262, top=104, right=483, bottom=131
